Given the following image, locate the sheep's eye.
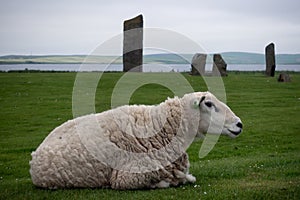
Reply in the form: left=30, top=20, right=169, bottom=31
left=205, top=101, right=213, bottom=108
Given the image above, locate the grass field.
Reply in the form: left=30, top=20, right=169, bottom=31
left=0, top=72, right=299, bottom=199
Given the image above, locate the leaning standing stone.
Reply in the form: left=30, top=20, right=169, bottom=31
left=265, top=43, right=276, bottom=77
left=191, top=53, right=207, bottom=75
left=123, top=14, right=143, bottom=72
left=212, top=54, right=227, bottom=76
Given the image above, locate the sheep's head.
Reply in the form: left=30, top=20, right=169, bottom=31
left=191, top=92, right=243, bottom=138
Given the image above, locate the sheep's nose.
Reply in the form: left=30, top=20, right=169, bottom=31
left=236, top=122, right=243, bottom=129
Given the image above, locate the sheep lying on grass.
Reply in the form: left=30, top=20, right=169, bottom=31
left=30, top=92, right=243, bottom=189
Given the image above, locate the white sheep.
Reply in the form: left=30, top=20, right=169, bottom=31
left=30, top=91, right=242, bottom=189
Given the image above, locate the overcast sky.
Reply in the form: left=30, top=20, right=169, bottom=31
left=1, top=0, right=299, bottom=55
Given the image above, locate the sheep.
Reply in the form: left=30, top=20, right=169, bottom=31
left=30, top=91, right=243, bottom=190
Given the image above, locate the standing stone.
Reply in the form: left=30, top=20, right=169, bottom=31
left=278, top=73, right=291, bottom=82
left=191, top=53, right=207, bottom=75
left=123, top=14, right=143, bottom=72
left=265, top=43, right=276, bottom=77
left=212, top=54, right=227, bottom=76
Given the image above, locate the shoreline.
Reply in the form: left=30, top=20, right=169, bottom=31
left=1, top=70, right=299, bottom=74
left=1, top=52, right=300, bottom=65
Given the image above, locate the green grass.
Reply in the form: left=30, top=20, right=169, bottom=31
left=0, top=72, right=299, bottom=199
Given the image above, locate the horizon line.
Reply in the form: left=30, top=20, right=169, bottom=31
left=1, top=51, right=300, bottom=57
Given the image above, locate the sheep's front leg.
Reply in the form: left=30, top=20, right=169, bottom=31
left=174, top=169, right=196, bottom=184
left=186, top=173, right=196, bottom=183
left=153, top=170, right=196, bottom=189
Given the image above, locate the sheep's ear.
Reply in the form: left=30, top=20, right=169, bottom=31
left=199, top=96, right=206, bottom=104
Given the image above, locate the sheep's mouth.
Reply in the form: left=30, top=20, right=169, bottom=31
left=228, top=129, right=242, bottom=136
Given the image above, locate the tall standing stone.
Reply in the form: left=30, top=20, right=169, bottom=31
left=123, top=14, right=143, bottom=72
left=191, top=53, right=207, bottom=75
left=265, top=43, right=276, bottom=77
left=212, top=54, right=227, bottom=76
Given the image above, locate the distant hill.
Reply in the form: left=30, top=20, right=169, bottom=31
left=143, top=54, right=192, bottom=64
left=0, top=55, right=122, bottom=64
left=0, top=52, right=299, bottom=64
left=144, top=52, right=300, bottom=65
left=220, top=52, right=300, bottom=65
left=220, top=52, right=264, bottom=64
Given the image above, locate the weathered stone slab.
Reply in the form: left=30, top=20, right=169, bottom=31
left=212, top=54, right=227, bottom=76
left=190, top=53, right=207, bottom=75
left=123, top=14, right=143, bottom=72
left=265, top=43, right=276, bottom=77
left=278, top=73, right=291, bottom=82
